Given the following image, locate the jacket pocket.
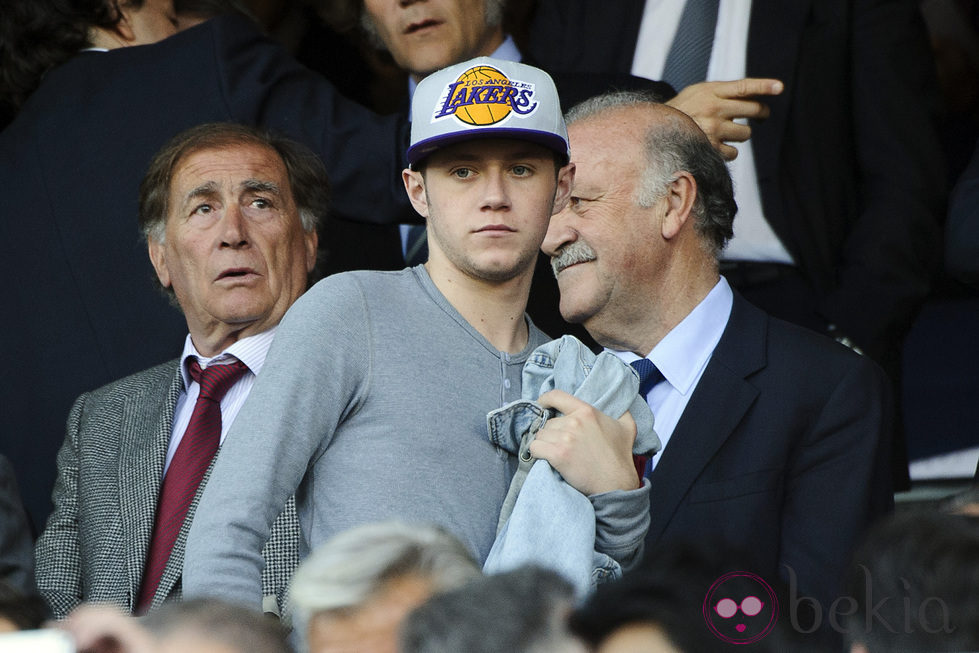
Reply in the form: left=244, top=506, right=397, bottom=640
left=687, top=469, right=781, bottom=504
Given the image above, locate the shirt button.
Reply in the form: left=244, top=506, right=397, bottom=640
left=503, top=379, right=511, bottom=389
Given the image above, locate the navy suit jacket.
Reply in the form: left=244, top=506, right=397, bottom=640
left=0, top=14, right=412, bottom=528
left=646, top=292, right=893, bottom=611
left=528, top=0, right=946, bottom=359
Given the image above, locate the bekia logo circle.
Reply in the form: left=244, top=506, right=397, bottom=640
left=703, top=571, right=780, bottom=644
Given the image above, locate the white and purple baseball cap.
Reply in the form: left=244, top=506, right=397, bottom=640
left=407, top=56, right=569, bottom=167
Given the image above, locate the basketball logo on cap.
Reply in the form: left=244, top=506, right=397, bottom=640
left=433, top=64, right=538, bottom=126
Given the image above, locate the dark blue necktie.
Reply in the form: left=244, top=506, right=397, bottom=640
left=631, top=358, right=665, bottom=397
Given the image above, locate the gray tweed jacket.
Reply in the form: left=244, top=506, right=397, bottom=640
left=34, top=359, right=300, bottom=618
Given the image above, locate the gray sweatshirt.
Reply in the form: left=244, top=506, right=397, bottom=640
left=184, top=266, right=648, bottom=607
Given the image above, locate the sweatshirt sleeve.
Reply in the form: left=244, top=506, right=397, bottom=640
left=183, top=274, right=372, bottom=607
left=589, top=479, right=651, bottom=572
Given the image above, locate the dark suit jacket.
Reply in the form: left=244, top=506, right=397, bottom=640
left=528, top=0, right=946, bottom=359
left=645, top=292, right=893, bottom=611
left=946, top=137, right=979, bottom=286
left=33, top=360, right=300, bottom=618
left=0, top=454, right=35, bottom=596
left=0, top=14, right=412, bottom=529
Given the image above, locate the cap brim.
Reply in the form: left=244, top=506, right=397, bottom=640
left=407, top=128, right=569, bottom=166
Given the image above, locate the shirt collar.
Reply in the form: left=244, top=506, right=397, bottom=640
left=610, top=277, right=733, bottom=395
left=179, top=327, right=277, bottom=389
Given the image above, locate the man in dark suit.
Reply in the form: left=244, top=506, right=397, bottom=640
left=528, top=0, right=945, bottom=360
left=529, top=0, right=946, bottom=490
left=542, top=94, right=893, bottom=616
left=0, top=0, right=413, bottom=531
left=33, top=123, right=317, bottom=617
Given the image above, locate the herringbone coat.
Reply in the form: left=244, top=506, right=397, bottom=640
left=34, top=359, right=299, bottom=618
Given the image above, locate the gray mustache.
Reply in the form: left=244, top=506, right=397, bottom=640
left=551, top=241, right=597, bottom=277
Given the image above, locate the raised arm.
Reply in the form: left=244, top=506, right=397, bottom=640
left=665, top=78, right=784, bottom=160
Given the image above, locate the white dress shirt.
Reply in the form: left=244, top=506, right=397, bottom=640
left=631, top=0, right=793, bottom=264
left=164, top=328, right=276, bottom=474
left=610, top=277, right=733, bottom=471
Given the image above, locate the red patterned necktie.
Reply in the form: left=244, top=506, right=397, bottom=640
left=136, top=357, right=249, bottom=612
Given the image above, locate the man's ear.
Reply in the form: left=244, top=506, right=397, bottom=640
left=661, top=171, right=697, bottom=240
left=303, top=229, right=319, bottom=274
left=148, top=237, right=172, bottom=289
left=551, top=162, right=575, bottom=215
left=402, top=168, right=430, bottom=219
left=109, top=0, right=138, bottom=43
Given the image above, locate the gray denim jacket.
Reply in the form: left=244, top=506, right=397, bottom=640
left=482, top=335, right=660, bottom=597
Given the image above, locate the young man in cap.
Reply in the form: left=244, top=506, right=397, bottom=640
left=183, top=58, right=649, bottom=607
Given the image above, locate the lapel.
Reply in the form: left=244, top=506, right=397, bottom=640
left=118, top=364, right=183, bottom=609
left=646, top=294, right=768, bottom=542
left=745, top=0, right=811, bottom=205
left=151, top=442, right=220, bottom=606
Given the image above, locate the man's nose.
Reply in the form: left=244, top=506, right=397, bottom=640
left=542, top=208, right=576, bottom=256
left=481, top=171, right=511, bottom=211
left=218, top=204, right=249, bottom=248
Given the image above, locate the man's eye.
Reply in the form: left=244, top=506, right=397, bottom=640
left=251, top=198, right=271, bottom=209
left=452, top=168, right=473, bottom=179
left=512, top=165, right=531, bottom=176
left=569, top=196, right=581, bottom=208
left=192, top=204, right=213, bottom=216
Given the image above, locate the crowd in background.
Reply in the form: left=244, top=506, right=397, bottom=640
left=2, top=0, right=979, bottom=651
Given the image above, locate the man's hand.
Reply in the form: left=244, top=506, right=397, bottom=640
left=56, top=604, right=157, bottom=653
left=528, top=389, right=639, bottom=496
left=666, top=78, right=784, bottom=160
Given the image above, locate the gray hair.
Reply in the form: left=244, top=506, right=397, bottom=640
left=566, top=91, right=737, bottom=259
left=288, top=521, right=481, bottom=634
left=143, top=598, right=290, bottom=653
left=400, top=566, right=579, bottom=653
left=139, top=122, right=329, bottom=245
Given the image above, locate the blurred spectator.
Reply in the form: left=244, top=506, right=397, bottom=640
left=289, top=521, right=481, bottom=653
left=0, top=454, right=34, bottom=597
left=401, top=566, right=584, bottom=653
left=144, top=599, right=291, bottom=653
left=56, top=599, right=289, bottom=653
left=0, top=580, right=48, bottom=632
left=0, top=0, right=411, bottom=533
left=843, top=511, right=979, bottom=653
